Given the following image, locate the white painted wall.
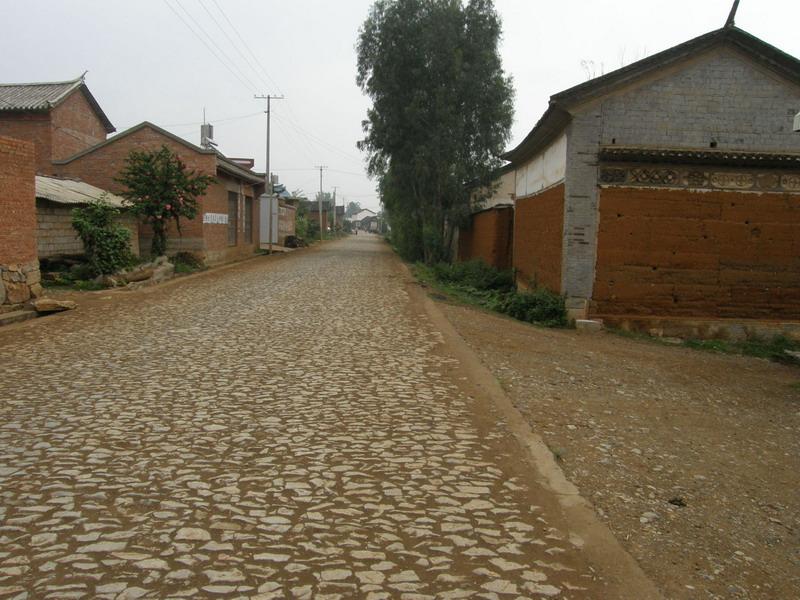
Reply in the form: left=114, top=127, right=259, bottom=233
left=514, top=133, right=567, bottom=198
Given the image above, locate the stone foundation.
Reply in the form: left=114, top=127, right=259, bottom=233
left=0, top=260, right=43, bottom=308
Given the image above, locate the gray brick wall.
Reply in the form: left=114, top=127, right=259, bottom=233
left=37, top=200, right=140, bottom=259
left=561, top=46, right=800, bottom=306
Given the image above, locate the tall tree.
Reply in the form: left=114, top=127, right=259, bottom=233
left=117, top=146, right=214, bottom=256
left=357, top=0, right=514, bottom=262
left=345, top=201, right=362, bottom=218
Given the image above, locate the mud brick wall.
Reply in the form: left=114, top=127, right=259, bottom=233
left=0, top=136, right=41, bottom=304
left=458, top=206, right=513, bottom=270
left=201, top=175, right=259, bottom=265
left=36, top=199, right=139, bottom=259
left=593, top=187, right=800, bottom=319
left=0, top=113, right=52, bottom=174
left=49, top=90, right=107, bottom=162
left=513, top=184, right=564, bottom=292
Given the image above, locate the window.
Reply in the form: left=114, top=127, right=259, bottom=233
left=227, top=192, right=238, bottom=246
left=244, top=196, right=253, bottom=243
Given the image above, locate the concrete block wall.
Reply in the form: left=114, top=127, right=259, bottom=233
left=0, top=136, right=41, bottom=305
left=279, top=204, right=296, bottom=245
left=37, top=199, right=140, bottom=259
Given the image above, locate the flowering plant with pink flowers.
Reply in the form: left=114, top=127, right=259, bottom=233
left=117, top=145, right=215, bottom=256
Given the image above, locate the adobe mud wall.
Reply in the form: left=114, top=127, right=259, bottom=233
left=458, top=206, right=513, bottom=270
left=593, top=186, right=800, bottom=319
left=513, top=184, right=564, bottom=293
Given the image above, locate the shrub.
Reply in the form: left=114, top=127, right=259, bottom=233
left=431, top=260, right=514, bottom=292
left=495, top=287, right=568, bottom=328
left=172, top=251, right=205, bottom=274
left=71, top=199, right=134, bottom=276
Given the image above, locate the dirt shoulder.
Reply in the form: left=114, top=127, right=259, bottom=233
left=436, top=299, right=800, bottom=600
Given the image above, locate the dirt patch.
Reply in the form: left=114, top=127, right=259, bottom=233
left=438, top=301, right=800, bottom=600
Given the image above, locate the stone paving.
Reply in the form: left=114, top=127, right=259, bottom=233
left=0, top=236, right=602, bottom=599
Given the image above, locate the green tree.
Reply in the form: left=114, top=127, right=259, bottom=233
left=116, top=145, right=215, bottom=257
left=71, top=197, right=134, bottom=276
left=345, top=201, right=362, bottom=218
left=357, top=0, right=514, bottom=263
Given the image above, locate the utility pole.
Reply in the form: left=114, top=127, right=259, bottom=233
left=314, top=165, right=328, bottom=241
left=255, top=94, right=284, bottom=252
left=332, top=186, right=338, bottom=234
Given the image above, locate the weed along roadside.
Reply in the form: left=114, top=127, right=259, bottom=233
left=414, top=260, right=570, bottom=328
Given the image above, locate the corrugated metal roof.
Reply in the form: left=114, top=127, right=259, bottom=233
left=35, top=176, right=127, bottom=208
left=0, top=78, right=83, bottom=111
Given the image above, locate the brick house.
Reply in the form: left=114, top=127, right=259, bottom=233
left=0, top=75, right=116, bottom=174
left=51, top=121, right=263, bottom=264
left=1, top=76, right=264, bottom=265
left=495, top=25, right=800, bottom=322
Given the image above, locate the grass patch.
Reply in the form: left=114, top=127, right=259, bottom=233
left=684, top=335, right=800, bottom=366
left=172, top=252, right=206, bottom=275
left=414, top=260, right=569, bottom=328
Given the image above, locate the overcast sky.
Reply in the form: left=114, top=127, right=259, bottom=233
left=3, top=1, right=799, bottom=211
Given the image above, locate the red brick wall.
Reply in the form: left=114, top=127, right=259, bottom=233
left=0, top=113, right=52, bottom=174
left=594, top=187, right=800, bottom=319
left=54, top=125, right=217, bottom=192
left=0, top=136, right=37, bottom=264
left=202, top=175, right=259, bottom=265
left=50, top=90, right=107, bottom=161
left=513, top=184, right=564, bottom=293
left=458, top=206, right=513, bottom=270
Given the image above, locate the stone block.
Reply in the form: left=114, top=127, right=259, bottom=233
left=575, top=319, right=604, bottom=332
left=5, top=281, right=31, bottom=304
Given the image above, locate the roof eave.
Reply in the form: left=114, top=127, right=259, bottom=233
left=500, top=104, right=572, bottom=165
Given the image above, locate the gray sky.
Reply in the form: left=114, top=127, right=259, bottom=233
left=2, top=1, right=798, bottom=211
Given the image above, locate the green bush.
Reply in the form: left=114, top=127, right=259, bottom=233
left=71, top=199, right=134, bottom=276
left=431, top=260, right=514, bottom=292
left=172, top=251, right=205, bottom=274
left=421, top=260, right=568, bottom=328
left=296, top=215, right=309, bottom=240
left=494, top=287, right=568, bottom=328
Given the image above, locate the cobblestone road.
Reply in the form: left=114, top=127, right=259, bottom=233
left=1, top=236, right=607, bottom=599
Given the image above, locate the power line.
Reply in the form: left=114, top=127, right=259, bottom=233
left=273, top=113, right=363, bottom=165
left=210, top=0, right=284, bottom=95
left=172, top=0, right=261, bottom=91
left=162, top=0, right=254, bottom=93
left=198, top=0, right=274, bottom=93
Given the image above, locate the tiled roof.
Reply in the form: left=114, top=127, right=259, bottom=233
left=0, top=79, right=80, bottom=111
left=0, top=75, right=115, bottom=133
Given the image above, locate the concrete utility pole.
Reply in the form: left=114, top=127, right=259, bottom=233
left=255, top=94, right=284, bottom=252
left=315, top=165, right=328, bottom=241
left=332, top=186, right=338, bottom=233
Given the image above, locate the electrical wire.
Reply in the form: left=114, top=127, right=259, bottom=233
left=162, top=0, right=255, bottom=93
left=172, top=0, right=261, bottom=92
left=197, top=0, right=273, bottom=94
left=209, top=0, right=284, bottom=95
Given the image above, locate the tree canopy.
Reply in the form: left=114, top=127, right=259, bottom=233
left=345, top=201, right=362, bottom=218
left=357, top=0, right=514, bottom=262
left=116, top=145, right=214, bottom=257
